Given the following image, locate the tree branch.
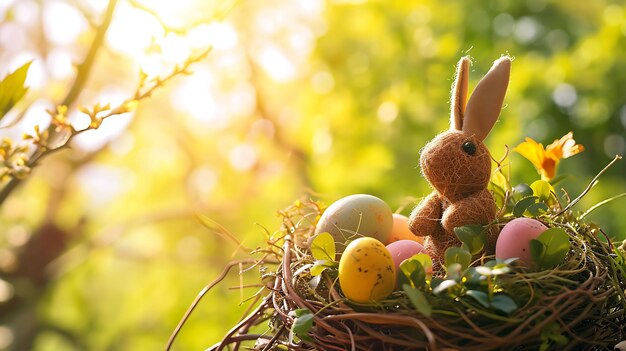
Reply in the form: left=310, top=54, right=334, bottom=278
left=0, top=0, right=119, bottom=207
left=61, top=0, right=118, bottom=107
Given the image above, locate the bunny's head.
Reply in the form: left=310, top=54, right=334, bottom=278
left=420, top=56, right=511, bottom=202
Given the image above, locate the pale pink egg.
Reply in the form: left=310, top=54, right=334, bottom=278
left=495, top=218, right=548, bottom=266
left=386, top=240, right=427, bottom=270
left=388, top=214, right=424, bottom=245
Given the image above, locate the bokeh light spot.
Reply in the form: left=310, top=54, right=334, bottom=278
left=493, top=13, right=515, bottom=37
left=44, top=0, right=87, bottom=45
left=0, top=326, right=13, bottom=349
left=229, top=143, right=258, bottom=171
left=377, top=101, right=398, bottom=124
left=0, top=279, right=14, bottom=303
left=552, top=83, right=577, bottom=108
left=311, top=71, right=334, bottom=94
left=604, top=134, right=626, bottom=157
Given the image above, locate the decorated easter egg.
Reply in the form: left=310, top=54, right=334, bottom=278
left=338, top=237, right=396, bottom=303
left=315, top=194, right=393, bottom=251
left=388, top=213, right=424, bottom=244
left=496, top=218, right=548, bottom=266
left=385, top=240, right=427, bottom=270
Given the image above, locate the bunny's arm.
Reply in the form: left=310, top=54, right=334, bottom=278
left=441, top=189, right=496, bottom=237
left=408, top=192, right=444, bottom=239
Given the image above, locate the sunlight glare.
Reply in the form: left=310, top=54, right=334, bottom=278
left=225, top=83, right=256, bottom=117
left=76, top=164, right=137, bottom=209
left=0, top=0, right=15, bottom=14
left=257, top=45, right=297, bottom=82
left=134, top=0, right=198, bottom=29
left=296, top=0, right=325, bottom=14
left=82, top=0, right=108, bottom=12
left=44, top=1, right=87, bottom=45
left=159, top=34, right=191, bottom=64
left=12, top=0, right=38, bottom=25
left=106, top=3, right=163, bottom=58
left=46, top=49, right=75, bottom=79
left=188, top=22, right=239, bottom=51
left=172, top=67, right=218, bottom=124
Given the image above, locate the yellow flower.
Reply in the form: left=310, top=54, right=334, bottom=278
left=514, top=132, right=584, bottom=180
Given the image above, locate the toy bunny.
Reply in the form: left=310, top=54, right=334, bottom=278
left=408, top=55, right=511, bottom=267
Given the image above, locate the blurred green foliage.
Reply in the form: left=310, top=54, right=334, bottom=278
left=0, top=0, right=625, bottom=350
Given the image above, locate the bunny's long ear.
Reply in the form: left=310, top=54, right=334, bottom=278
left=450, top=56, right=470, bottom=131
left=463, top=56, right=511, bottom=141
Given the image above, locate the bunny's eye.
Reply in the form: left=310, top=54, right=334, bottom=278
left=462, top=141, right=477, bottom=155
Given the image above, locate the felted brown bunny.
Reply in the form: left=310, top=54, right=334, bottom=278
left=408, top=55, right=511, bottom=267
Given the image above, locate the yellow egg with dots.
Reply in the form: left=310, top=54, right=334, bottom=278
left=338, top=237, right=396, bottom=303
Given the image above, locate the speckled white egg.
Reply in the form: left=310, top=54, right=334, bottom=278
left=496, top=218, right=548, bottom=266
left=338, top=237, right=396, bottom=303
left=315, top=194, right=393, bottom=251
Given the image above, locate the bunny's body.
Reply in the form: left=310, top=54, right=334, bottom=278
left=409, top=56, right=511, bottom=267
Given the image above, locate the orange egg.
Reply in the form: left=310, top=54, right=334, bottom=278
left=387, top=214, right=423, bottom=245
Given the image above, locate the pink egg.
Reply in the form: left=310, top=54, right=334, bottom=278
left=388, top=214, right=424, bottom=245
left=496, top=218, right=548, bottom=266
left=386, top=240, right=427, bottom=270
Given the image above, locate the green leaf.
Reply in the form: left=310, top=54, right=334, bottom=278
left=529, top=239, right=545, bottom=266
left=310, top=232, right=336, bottom=261
left=403, top=284, right=432, bottom=316
left=488, top=181, right=506, bottom=209
left=445, top=263, right=463, bottom=280
left=512, top=183, right=533, bottom=199
left=530, top=180, right=553, bottom=201
left=527, top=202, right=549, bottom=217
left=444, top=247, right=472, bottom=270
left=453, top=224, right=486, bottom=255
left=474, top=266, right=492, bottom=276
left=491, top=294, right=518, bottom=314
left=490, top=264, right=511, bottom=276
left=399, top=254, right=428, bottom=288
left=497, top=257, right=519, bottom=265
left=540, top=321, right=568, bottom=349
left=0, top=61, right=32, bottom=119
left=512, top=196, right=538, bottom=217
left=430, top=277, right=444, bottom=289
left=432, top=279, right=457, bottom=295
left=412, top=253, right=433, bottom=277
left=464, top=267, right=486, bottom=286
left=530, top=228, right=570, bottom=269
left=310, top=260, right=335, bottom=276
left=290, top=309, right=314, bottom=342
left=465, top=290, right=490, bottom=308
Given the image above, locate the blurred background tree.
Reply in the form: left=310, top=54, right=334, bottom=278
left=0, top=0, right=624, bottom=350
